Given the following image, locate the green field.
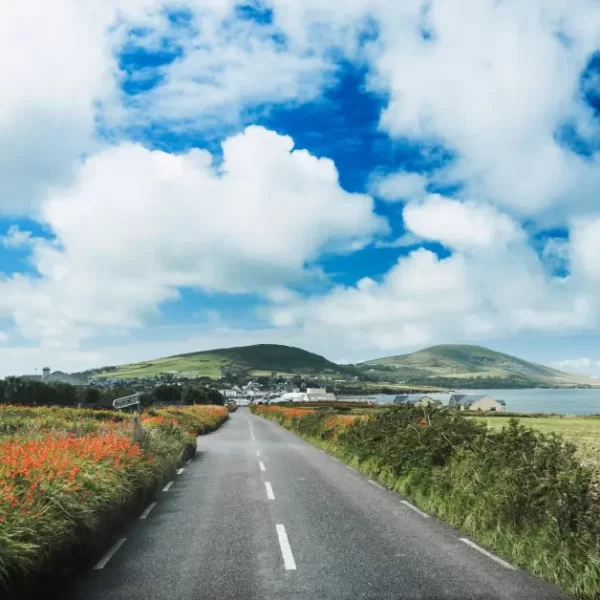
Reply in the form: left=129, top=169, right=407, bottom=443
left=94, top=354, right=229, bottom=380
left=472, top=415, right=600, bottom=465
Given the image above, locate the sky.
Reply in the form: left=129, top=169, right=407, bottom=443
left=3, top=0, right=600, bottom=376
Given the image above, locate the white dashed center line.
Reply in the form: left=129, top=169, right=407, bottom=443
left=176, top=468, right=185, bottom=475
left=265, top=482, right=275, bottom=500
left=93, top=538, right=126, bottom=570
left=162, top=481, right=174, bottom=492
left=276, top=525, right=296, bottom=570
left=259, top=461, right=266, bottom=471
left=139, top=502, right=157, bottom=519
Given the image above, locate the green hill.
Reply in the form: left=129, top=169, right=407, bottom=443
left=361, top=344, right=584, bottom=387
left=92, top=344, right=341, bottom=380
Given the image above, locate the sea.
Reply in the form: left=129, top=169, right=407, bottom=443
left=374, top=388, right=600, bottom=415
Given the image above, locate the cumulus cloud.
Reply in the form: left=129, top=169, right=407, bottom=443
left=0, top=126, right=385, bottom=346
left=269, top=235, right=596, bottom=353
left=403, top=195, right=520, bottom=251
left=370, top=171, right=428, bottom=202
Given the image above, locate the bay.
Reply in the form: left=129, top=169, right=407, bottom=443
left=374, top=388, right=600, bottom=415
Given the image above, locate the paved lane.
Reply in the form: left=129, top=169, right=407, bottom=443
left=67, top=408, right=568, bottom=600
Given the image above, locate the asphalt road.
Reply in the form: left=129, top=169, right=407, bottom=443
left=67, top=408, right=569, bottom=600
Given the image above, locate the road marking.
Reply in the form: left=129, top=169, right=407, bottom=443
left=331, top=457, right=340, bottom=463
left=186, top=458, right=192, bottom=465
left=401, top=500, right=429, bottom=518
left=256, top=450, right=261, bottom=457
left=346, top=465, right=357, bottom=472
left=139, top=502, right=157, bottom=519
left=265, top=482, right=275, bottom=500
left=460, top=538, right=516, bottom=570
left=162, top=481, right=174, bottom=492
left=368, top=480, right=385, bottom=490
left=276, top=525, right=296, bottom=570
left=259, top=461, right=266, bottom=471
left=176, top=468, right=185, bottom=475
left=93, top=538, right=126, bottom=570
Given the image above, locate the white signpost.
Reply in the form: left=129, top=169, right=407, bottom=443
left=113, top=393, right=143, bottom=443
left=113, top=393, right=141, bottom=410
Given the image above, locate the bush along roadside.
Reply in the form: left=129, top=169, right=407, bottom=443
left=0, top=404, right=228, bottom=595
left=250, top=404, right=600, bottom=599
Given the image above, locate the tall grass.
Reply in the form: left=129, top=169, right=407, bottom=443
left=0, top=404, right=228, bottom=588
left=252, top=404, right=600, bottom=599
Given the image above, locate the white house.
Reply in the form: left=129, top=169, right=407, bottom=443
left=393, top=394, right=442, bottom=407
left=449, top=394, right=506, bottom=412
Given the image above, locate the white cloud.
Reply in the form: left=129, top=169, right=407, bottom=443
left=554, top=357, right=600, bottom=375
left=0, top=332, right=8, bottom=344
left=403, top=195, right=520, bottom=250
left=1, top=226, right=35, bottom=249
left=374, top=231, right=421, bottom=249
left=571, top=217, right=600, bottom=282
left=370, top=171, right=428, bottom=202
left=0, top=126, right=385, bottom=347
left=269, top=236, right=596, bottom=353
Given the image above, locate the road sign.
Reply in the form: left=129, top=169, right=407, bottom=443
left=113, top=393, right=140, bottom=410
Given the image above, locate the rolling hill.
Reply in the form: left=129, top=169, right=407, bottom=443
left=91, top=344, right=342, bottom=380
left=361, top=344, right=588, bottom=387
left=88, top=342, right=592, bottom=388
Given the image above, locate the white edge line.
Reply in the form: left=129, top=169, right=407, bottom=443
left=331, top=457, right=341, bottom=463
left=162, top=481, right=174, bottom=492
left=186, top=458, right=192, bottom=464
left=176, top=467, right=185, bottom=475
left=265, top=481, right=275, bottom=500
left=368, top=479, right=385, bottom=490
left=259, top=461, right=266, bottom=471
left=276, top=524, right=296, bottom=570
left=93, top=538, right=126, bottom=569
left=460, top=538, right=516, bottom=570
left=139, top=502, right=157, bottom=519
left=346, top=465, right=357, bottom=472
left=401, top=500, right=429, bottom=518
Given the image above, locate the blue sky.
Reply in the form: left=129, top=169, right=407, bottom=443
left=2, top=1, right=600, bottom=376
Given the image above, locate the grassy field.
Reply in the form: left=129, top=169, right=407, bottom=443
left=94, top=354, right=230, bottom=379
left=473, top=415, right=600, bottom=465
left=0, top=404, right=228, bottom=589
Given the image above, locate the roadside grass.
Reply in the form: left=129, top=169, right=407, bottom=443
left=472, top=415, right=600, bottom=467
left=252, top=404, right=600, bottom=599
left=0, top=404, right=228, bottom=589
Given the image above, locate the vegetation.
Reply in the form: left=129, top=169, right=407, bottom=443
left=251, top=404, right=600, bottom=599
left=472, top=414, right=600, bottom=467
left=0, top=404, right=228, bottom=590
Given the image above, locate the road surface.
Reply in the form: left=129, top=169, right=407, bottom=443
left=67, top=408, right=568, bottom=600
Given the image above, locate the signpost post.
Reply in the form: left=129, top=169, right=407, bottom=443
left=113, top=393, right=144, bottom=443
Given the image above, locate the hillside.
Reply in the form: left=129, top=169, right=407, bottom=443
left=362, top=344, right=588, bottom=387
left=92, top=344, right=341, bottom=380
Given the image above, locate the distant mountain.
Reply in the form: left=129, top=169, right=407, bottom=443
left=88, top=342, right=591, bottom=388
left=91, top=344, right=342, bottom=380
left=361, top=344, right=588, bottom=387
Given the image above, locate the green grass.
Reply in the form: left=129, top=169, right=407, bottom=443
left=473, top=415, right=600, bottom=465
left=94, top=354, right=230, bottom=379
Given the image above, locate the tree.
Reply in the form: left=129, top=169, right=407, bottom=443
left=153, top=384, right=182, bottom=405
left=182, top=387, right=205, bottom=405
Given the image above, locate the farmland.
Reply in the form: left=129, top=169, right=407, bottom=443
left=0, top=404, right=228, bottom=592
left=251, top=403, right=600, bottom=599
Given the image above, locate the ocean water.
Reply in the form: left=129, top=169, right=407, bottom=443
left=374, top=388, right=600, bottom=415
